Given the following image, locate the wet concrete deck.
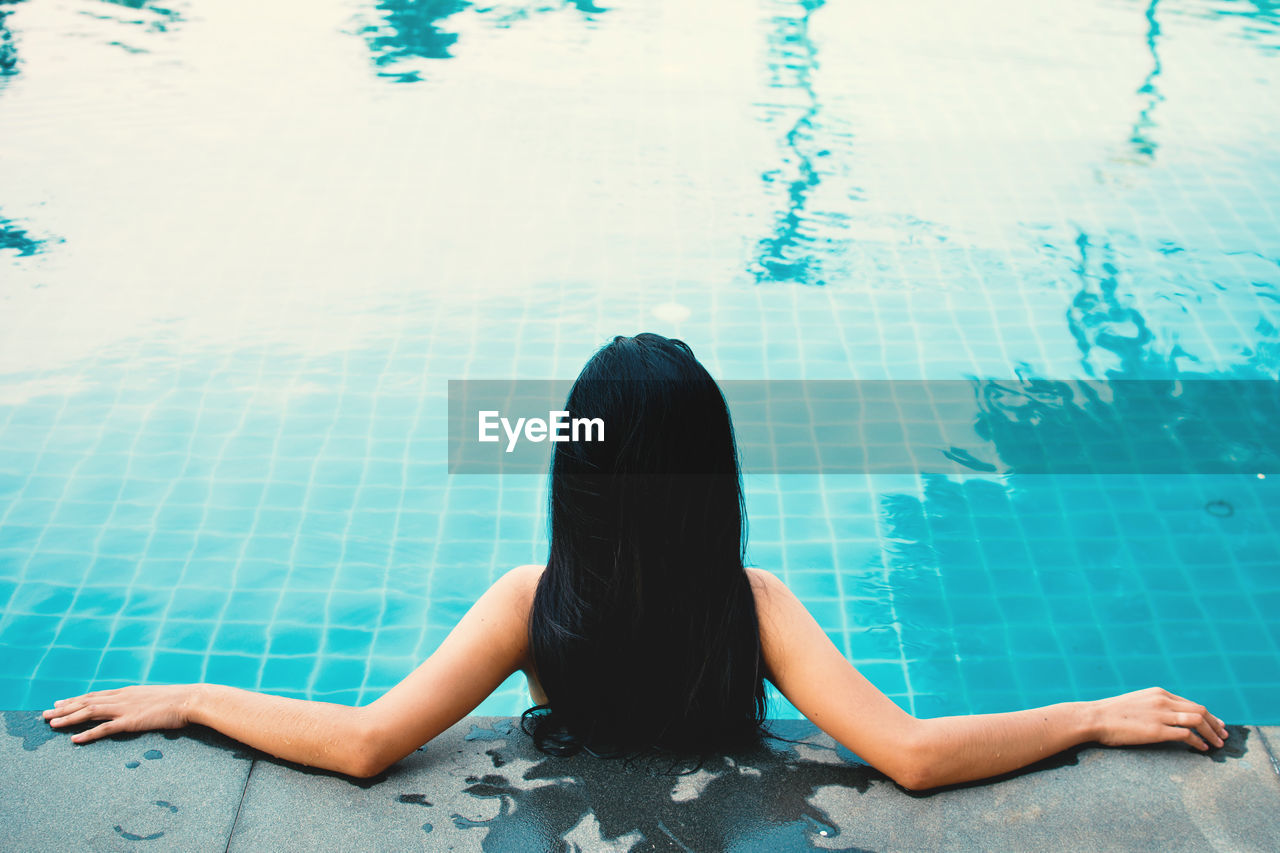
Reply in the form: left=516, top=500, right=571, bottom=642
left=2, top=711, right=1278, bottom=851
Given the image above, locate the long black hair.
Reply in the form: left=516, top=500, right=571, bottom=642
left=522, top=333, right=767, bottom=759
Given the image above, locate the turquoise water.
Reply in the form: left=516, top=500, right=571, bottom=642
left=0, top=0, right=1277, bottom=722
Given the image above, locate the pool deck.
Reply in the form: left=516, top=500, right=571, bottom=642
left=3, top=711, right=1278, bottom=851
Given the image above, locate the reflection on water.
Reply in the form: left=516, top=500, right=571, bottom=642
left=0, top=0, right=1277, bottom=717
left=360, top=0, right=470, bottom=80
left=751, top=0, right=852, bottom=286
left=1179, top=0, right=1280, bottom=52
left=966, top=375, right=1280, bottom=474
left=1244, top=312, right=1280, bottom=377
left=86, top=0, right=184, bottom=33
left=0, top=6, right=39, bottom=258
left=0, top=215, right=47, bottom=257
left=882, top=460, right=1280, bottom=721
left=1066, top=231, right=1156, bottom=377
left=358, top=0, right=605, bottom=82
left=1127, top=0, right=1164, bottom=161
left=0, top=0, right=19, bottom=79
left=877, top=231, right=1280, bottom=719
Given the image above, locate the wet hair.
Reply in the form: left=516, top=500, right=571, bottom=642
left=522, top=333, right=767, bottom=760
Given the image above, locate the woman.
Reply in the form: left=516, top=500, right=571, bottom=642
left=42, top=333, right=1227, bottom=790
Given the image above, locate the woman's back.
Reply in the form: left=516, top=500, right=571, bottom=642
left=523, top=334, right=768, bottom=758
left=515, top=564, right=775, bottom=712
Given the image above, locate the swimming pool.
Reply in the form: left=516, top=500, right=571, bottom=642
left=0, top=0, right=1277, bottom=723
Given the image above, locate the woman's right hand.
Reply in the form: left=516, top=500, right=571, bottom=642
left=1090, top=686, right=1227, bottom=751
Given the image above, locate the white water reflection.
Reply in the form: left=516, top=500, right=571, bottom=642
left=0, top=0, right=1275, bottom=376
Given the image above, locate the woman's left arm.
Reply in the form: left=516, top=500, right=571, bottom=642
left=43, top=564, right=542, bottom=778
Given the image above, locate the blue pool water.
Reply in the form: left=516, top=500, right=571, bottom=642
left=0, top=0, right=1278, bottom=722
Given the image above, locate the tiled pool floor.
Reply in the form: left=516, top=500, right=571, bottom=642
left=2, top=0, right=1279, bottom=722
left=2, top=286, right=1279, bottom=721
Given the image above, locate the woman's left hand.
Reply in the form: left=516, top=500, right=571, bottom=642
left=42, top=685, right=197, bottom=743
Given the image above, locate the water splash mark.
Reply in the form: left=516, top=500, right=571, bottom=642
left=397, top=793, right=433, bottom=806
left=123, top=747, right=162, bottom=767
left=112, top=800, right=179, bottom=842
left=1205, top=725, right=1250, bottom=765
left=447, top=736, right=886, bottom=851
left=2, top=710, right=58, bottom=752
left=113, top=826, right=164, bottom=842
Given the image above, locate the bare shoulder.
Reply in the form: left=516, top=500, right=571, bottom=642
left=744, top=568, right=794, bottom=681
left=745, top=566, right=789, bottom=604
left=496, top=564, right=546, bottom=613
left=461, top=565, right=545, bottom=633
left=502, top=565, right=546, bottom=685
left=744, top=567, right=795, bottom=632
left=501, top=560, right=542, bottom=581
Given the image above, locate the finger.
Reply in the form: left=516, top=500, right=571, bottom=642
left=1172, top=706, right=1218, bottom=742
left=1169, top=698, right=1229, bottom=741
left=1167, top=725, right=1209, bottom=751
left=47, top=690, right=125, bottom=722
left=1180, top=713, right=1224, bottom=748
left=44, top=698, right=92, bottom=720
left=49, top=696, right=85, bottom=712
left=48, top=704, right=118, bottom=728
left=45, top=696, right=97, bottom=719
left=1169, top=703, right=1224, bottom=747
left=54, top=689, right=109, bottom=707
left=71, top=719, right=124, bottom=744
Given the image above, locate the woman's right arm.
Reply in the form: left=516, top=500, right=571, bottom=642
left=747, top=568, right=1228, bottom=791
left=44, top=564, right=543, bottom=778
